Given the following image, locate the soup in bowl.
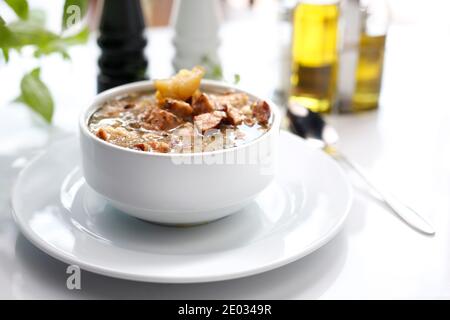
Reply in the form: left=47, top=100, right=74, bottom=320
left=79, top=67, right=280, bottom=225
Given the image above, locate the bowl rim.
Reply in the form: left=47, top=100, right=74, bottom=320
left=79, top=79, right=281, bottom=158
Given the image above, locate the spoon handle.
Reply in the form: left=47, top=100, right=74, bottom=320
left=335, top=152, right=436, bottom=235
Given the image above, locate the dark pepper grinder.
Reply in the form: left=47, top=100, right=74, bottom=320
left=97, top=0, right=148, bottom=93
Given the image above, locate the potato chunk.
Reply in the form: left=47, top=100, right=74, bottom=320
left=155, top=66, right=205, bottom=101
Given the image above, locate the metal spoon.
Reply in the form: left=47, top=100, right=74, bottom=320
left=287, top=103, right=435, bottom=236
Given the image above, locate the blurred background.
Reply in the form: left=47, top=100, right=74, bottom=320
left=3, top=0, right=450, bottom=28
left=1, top=0, right=450, bottom=146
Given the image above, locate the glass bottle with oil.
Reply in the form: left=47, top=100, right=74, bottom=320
left=352, top=1, right=388, bottom=110
left=338, top=0, right=389, bottom=112
left=289, top=0, right=340, bottom=113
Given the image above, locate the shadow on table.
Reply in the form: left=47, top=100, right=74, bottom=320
left=13, top=230, right=348, bottom=299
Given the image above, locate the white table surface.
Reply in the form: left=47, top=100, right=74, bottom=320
left=1, top=15, right=450, bottom=299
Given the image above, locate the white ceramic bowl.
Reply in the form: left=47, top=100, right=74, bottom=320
left=79, top=80, right=281, bottom=225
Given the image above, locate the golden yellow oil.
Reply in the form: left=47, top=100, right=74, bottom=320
left=351, top=34, right=386, bottom=111
left=289, top=2, right=340, bottom=113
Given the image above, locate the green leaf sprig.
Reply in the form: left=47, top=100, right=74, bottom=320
left=0, top=0, right=89, bottom=123
left=201, top=55, right=241, bottom=85
left=18, top=67, right=54, bottom=122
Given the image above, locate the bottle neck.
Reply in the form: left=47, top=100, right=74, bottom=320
left=360, top=0, right=389, bottom=36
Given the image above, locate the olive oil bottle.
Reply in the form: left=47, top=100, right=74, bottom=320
left=338, top=0, right=389, bottom=112
left=351, top=4, right=388, bottom=111
left=289, top=0, right=340, bottom=113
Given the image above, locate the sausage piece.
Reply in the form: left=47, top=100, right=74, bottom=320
left=96, top=128, right=109, bottom=141
left=134, top=143, right=148, bottom=151
left=194, top=111, right=226, bottom=132
left=225, top=104, right=243, bottom=125
left=163, top=99, right=193, bottom=118
left=143, top=108, right=183, bottom=131
left=252, top=100, right=271, bottom=125
left=148, top=140, right=170, bottom=153
left=210, top=92, right=249, bottom=109
left=192, top=93, right=216, bottom=115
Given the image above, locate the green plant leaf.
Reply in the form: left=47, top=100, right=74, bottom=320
left=61, top=25, right=89, bottom=45
left=210, top=64, right=223, bottom=80
left=19, top=67, right=54, bottom=123
left=6, top=15, right=58, bottom=48
left=3, top=13, right=88, bottom=59
left=62, top=0, right=88, bottom=30
left=27, top=9, right=46, bottom=27
left=201, top=55, right=224, bottom=80
left=5, top=0, right=29, bottom=20
left=233, top=74, right=241, bottom=84
left=1, top=47, right=10, bottom=61
left=33, top=25, right=89, bottom=58
left=0, top=16, right=12, bottom=61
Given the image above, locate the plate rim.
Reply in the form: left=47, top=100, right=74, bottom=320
left=10, top=131, right=353, bottom=283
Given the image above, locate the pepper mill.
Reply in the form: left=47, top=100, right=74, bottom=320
left=97, top=0, right=148, bottom=93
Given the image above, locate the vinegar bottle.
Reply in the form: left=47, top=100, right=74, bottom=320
left=338, top=0, right=389, bottom=112
left=351, top=0, right=389, bottom=111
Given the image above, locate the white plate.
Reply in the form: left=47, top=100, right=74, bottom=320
left=11, top=131, right=352, bottom=283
